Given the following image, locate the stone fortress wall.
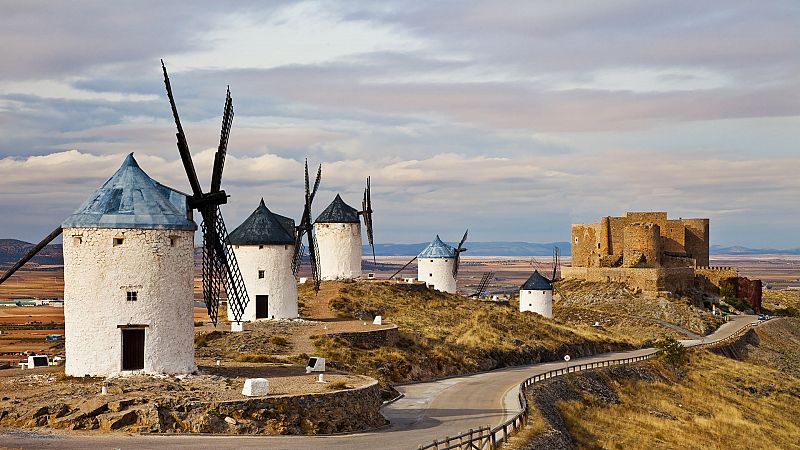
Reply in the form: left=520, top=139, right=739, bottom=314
left=565, top=212, right=725, bottom=294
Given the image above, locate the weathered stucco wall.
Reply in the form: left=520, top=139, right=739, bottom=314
left=63, top=227, right=196, bottom=376
left=520, top=289, right=553, bottom=318
left=230, top=244, right=298, bottom=320
left=418, top=257, right=457, bottom=293
left=315, top=222, right=362, bottom=280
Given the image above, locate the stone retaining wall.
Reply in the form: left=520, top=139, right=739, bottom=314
left=0, top=379, right=386, bottom=435
left=328, top=325, right=399, bottom=348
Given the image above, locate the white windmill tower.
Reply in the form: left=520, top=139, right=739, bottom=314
left=393, top=231, right=468, bottom=294
left=313, top=180, right=375, bottom=281
left=228, top=199, right=298, bottom=321
left=0, top=63, right=252, bottom=376
left=519, top=270, right=553, bottom=318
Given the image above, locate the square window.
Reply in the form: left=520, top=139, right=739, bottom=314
left=259, top=245, right=264, bottom=249
left=73, top=236, right=82, bottom=245
left=429, top=273, right=433, bottom=277
left=258, top=270, right=265, bottom=279
left=114, top=238, right=124, bottom=247
left=126, top=291, right=138, bottom=302
left=170, top=237, right=178, bottom=246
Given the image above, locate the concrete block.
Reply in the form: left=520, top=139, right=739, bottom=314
left=241, top=378, right=269, bottom=396
left=372, top=315, right=382, bottom=325
left=231, top=321, right=244, bottom=332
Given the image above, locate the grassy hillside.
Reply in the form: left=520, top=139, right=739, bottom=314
left=303, top=281, right=643, bottom=383
left=763, top=289, right=800, bottom=317
left=514, top=318, right=800, bottom=450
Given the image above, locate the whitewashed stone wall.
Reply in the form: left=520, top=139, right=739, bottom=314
left=314, top=222, right=362, bottom=280
left=418, top=257, right=457, bottom=293
left=62, top=227, right=196, bottom=376
left=230, top=244, right=298, bottom=320
left=519, top=289, right=553, bottom=318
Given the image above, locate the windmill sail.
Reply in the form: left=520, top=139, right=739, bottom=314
left=162, top=61, right=249, bottom=325
left=0, top=226, right=63, bottom=285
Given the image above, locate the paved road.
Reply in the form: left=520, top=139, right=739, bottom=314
left=0, top=315, right=757, bottom=450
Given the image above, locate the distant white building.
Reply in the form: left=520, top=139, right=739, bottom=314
left=519, top=270, right=553, bottom=318
left=228, top=199, right=298, bottom=321
left=417, top=236, right=457, bottom=294
left=314, top=194, right=362, bottom=280
left=61, top=154, right=197, bottom=376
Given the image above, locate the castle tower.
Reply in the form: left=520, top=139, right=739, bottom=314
left=61, top=154, right=197, bottom=376
left=519, top=270, right=553, bottom=318
left=227, top=199, right=298, bottom=320
left=417, top=236, right=457, bottom=293
left=314, top=194, right=362, bottom=280
left=623, top=222, right=661, bottom=267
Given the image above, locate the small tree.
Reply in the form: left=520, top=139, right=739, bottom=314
left=654, top=336, right=688, bottom=366
left=719, top=281, right=735, bottom=299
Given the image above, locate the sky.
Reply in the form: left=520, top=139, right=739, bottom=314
left=0, top=1, right=798, bottom=248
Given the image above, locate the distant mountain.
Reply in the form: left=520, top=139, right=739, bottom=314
left=365, top=241, right=572, bottom=256
left=711, top=245, right=800, bottom=255
left=0, top=239, right=63, bottom=266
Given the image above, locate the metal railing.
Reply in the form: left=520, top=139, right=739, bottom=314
left=418, top=318, right=765, bottom=450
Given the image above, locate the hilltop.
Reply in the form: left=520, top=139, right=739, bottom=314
left=0, top=239, right=62, bottom=266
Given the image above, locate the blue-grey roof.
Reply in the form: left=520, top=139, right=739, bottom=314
left=227, top=199, right=296, bottom=245
left=418, top=235, right=456, bottom=258
left=315, top=194, right=360, bottom=224
left=521, top=270, right=553, bottom=290
left=62, top=153, right=196, bottom=231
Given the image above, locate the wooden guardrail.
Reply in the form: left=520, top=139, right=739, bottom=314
left=417, top=318, right=766, bottom=450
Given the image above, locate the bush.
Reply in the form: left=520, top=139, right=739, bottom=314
left=719, top=282, right=735, bottom=299
left=654, top=336, right=688, bottom=366
left=269, top=335, right=290, bottom=347
left=234, top=353, right=289, bottom=364
left=327, top=380, right=350, bottom=390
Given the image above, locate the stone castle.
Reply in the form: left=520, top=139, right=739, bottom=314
left=571, top=212, right=709, bottom=269
left=562, top=212, right=736, bottom=294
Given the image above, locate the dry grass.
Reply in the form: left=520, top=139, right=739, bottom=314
left=763, top=289, right=800, bottom=317
left=303, top=281, right=634, bottom=383
left=555, top=351, right=800, bottom=450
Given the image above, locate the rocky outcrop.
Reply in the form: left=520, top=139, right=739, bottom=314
left=328, top=325, right=399, bottom=348
left=0, top=380, right=385, bottom=435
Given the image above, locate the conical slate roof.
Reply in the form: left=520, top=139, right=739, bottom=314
left=227, top=199, right=295, bottom=245
left=315, top=194, right=360, bottom=224
left=521, top=270, right=553, bottom=291
left=418, top=235, right=456, bottom=258
left=62, top=153, right=195, bottom=231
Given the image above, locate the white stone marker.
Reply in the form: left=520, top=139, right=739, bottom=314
left=241, top=378, right=270, bottom=396
left=373, top=315, right=382, bottom=325
left=231, top=321, right=244, bottom=332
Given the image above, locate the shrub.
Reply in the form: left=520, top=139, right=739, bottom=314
left=234, top=354, right=289, bottom=364
left=327, top=380, right=350, bottom=390
left=719, top=282, right=735, bottom=299
left=654, top=336, right=688, bottom=366
left=269, top=335, right=290, bottom=347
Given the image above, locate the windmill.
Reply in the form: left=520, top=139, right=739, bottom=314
left=292, top=160, right=323, bottom=292
left=451, top=229, right=469, bottom=279
left=161, top=60, right=249, bottom=325
left=471, top=271, right=495, bottom=298
left=359, top=176, right=376, bottom=265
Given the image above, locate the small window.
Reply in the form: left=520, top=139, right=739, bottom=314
left=126, top=291, right=138, bottom=302
left=235, top=245, right=239, bottom=249
left=445, top=259, right=448, bottom=262
left=430, top=259, right=434, bottom=262
left=170, top=237, right=178, bottom=247
left=542, top=291, right=546, bottom=294
left=258, top=270, right=265, bottom=279
left=73, top=236, right=82, bottom=245
left=575, top=237, right=579, bottom=243
left=597, top=243, right=601, bottom=249
left=259, top=245, right=264, bottom=249
left=114, top=238, right=124, bottom=247
left=429, top=273, right=433, bottom=277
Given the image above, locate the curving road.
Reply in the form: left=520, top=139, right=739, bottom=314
left=0, top=315, right=758, bottom=449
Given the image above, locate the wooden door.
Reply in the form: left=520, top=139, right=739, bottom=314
left=122, top=329, right=145, bottom=370
left=256, top=295, right=269, bottom=319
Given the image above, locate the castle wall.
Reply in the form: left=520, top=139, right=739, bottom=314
left=231, top=244, right=298, bottom=321
left=623, top=223, right=660, bottom=267
left=314, top=222, right=362, bottom=280
left=418, top=257, right=457, bottom=293
left=571, top=223, right=600, bottom=267
left=561, top=266, right=695, bottom=293
left=683, top=218, right=710, bottom=266
left=62, top=227, right=196, bottom=377
left=519, top=289, right=553, bottom=318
